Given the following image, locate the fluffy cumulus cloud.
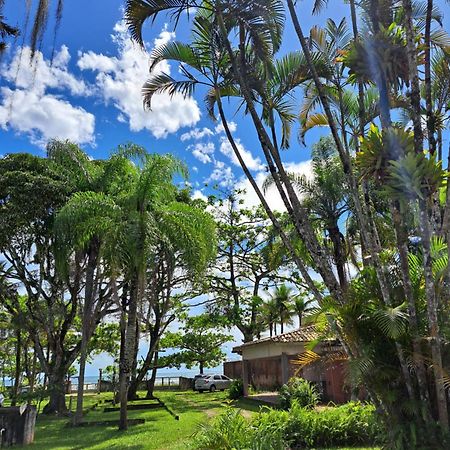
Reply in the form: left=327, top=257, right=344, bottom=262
left=180, top=127, right=214, bottom=141
left=0, top=46, right=95, bottom=146
left=219, top=137, right=263, bottom=171
left=78, top=22, right=200, bottom=138
left=189, top=142, right=215, bottom=164
left=236, top=160, right=314, bottom=211
left=206, top=160, right=235, bottom=187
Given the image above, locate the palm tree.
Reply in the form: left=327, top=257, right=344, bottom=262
left=53, top=143, right=141, bottom=425
left=260, top=298, right=278, bottom=337
left=264, top=137, right=350, bottom=288
left=270, top=285, right=295, bottom=334
left=0, top=4, right=18, bottom=54
left=57, top=147, right=216, bottom=429
left=293, top=294, right=314, bottom=328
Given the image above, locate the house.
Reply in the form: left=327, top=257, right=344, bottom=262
left=224, top=325, right=350, bottom=403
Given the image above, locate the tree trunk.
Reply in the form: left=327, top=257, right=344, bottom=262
left=199, top=361, right=204, bottom=375
left=129, top=318, right=161, bottom=400
left=119, top=276, right=140, bottom=431
left=128, top=318, right=141, bottom=400
left=74, top=241, right=99, bottom=425
left=11, top=329, right=22, bottom=407
left=146, top=352, right=159, bottom=399
left=328, top=225, right=347, bottom=289
left=418, top=199, right=449, bottom=430
left=42, top=367, right=67, bottom=415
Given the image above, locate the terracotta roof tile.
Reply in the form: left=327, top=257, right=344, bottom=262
left=232, top=325, right=328, bottom=353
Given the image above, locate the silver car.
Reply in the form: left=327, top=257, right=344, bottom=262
left=194, top=374, right=232, bottom=392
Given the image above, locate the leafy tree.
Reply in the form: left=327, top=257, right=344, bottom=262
left=162, top=315, right=232, bottom=374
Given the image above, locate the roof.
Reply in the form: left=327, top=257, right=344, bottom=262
left=232, top=325, right=329, bottom=354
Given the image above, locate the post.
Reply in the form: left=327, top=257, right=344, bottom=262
left=281, top=353, right=289, bottom=385
left=98, top=369, right=103, bottom=394
left=242, top=360, right=249, bottom=397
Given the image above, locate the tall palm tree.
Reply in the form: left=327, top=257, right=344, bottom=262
left=270, top=284, right=295, bottom=334
left=260, top=298, right=279, bottom=337
left=57, top=148, right=216, bottom=429
left=293, top=293, right=314, bottom=328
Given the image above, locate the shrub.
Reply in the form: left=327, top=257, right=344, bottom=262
left=228, top=379, right=244, bottom=400
left=191, top=407, right=287, bottom=450
left=191, top=408, right=249, bottom=450
left=191, top=401, right=382, bottom=449
left=285, top=401, right=381, bottom=448
left=278, top=377, right=320, bottom=410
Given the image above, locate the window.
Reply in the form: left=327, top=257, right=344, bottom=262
left=214, top=375, right=221, bottom=380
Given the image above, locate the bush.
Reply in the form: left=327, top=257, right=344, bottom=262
left=191, top=408, right=249, bottom=450
left=285, top=401, right=381, bottom=448
left=278, top=377, right=320, bottom=410
left=228, top=379, right=244, bottom=400
left=191, top=407, right=287, bottom=450
left=191, top=401, right=381, bottom=449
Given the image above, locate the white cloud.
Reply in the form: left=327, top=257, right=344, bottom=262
left=236, top=160, right=313, bottom=211
left=206, top=160, right=235, bottom=187
left=180, top=127, right=214, bottom=141
left=78, top=22, right=200, bottom=138
left=189, top=142, right=215, bottom=164
left=219, top=137, right=263, bottom=171
left=0, top=46, right=95, bottom=146
left=2, top=46, right=90, bottom=96
left=192, top=189, right=208, bottom=201
left=215, top=120, right=237, bottom=134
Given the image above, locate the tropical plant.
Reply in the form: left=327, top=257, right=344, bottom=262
left=278, top=377, right=320, bottom=410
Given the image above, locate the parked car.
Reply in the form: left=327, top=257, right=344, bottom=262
left=193, top=374, right=207, bottom=391
left=194, top=374, right=232, bottom=392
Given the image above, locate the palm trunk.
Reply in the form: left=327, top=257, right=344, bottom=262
left=74, top=241, right=99, bottom=425
left=218, top=11, right=344, bottom=306
left=119, top=277, right=140, bottom=430
left=328, top=225, right=347, bottom=289
left=390, top=202, right=434, bottom=425
left=418, top=198, right=449, bottom=430
left=424, top=0, right=436, bottom=156
left=11, top=328, right=21, bottom=406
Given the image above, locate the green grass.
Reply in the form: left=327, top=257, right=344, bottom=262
left=18, top=390, right=379, bottom=449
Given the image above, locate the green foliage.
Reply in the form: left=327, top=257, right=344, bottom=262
left=161, top=314, right=232, bottom=372
left=228, top=379, right=244, bottom=400
left=192, top=401, right=380, bottom=450
left=278, top=377, right=320, bottom=410
left=284, top=401, right=381, bottom=448
left=191, top=407, right=286, bottom=450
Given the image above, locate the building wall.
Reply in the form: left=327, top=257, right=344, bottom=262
left=239, top=342, right=307, bottom=360
left=227, top=353, right=350, bottom=403
left=224, top=360, right=242, bottom=379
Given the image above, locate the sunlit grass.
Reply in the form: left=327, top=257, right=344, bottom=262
left=17, top=390, right=379, bottom=449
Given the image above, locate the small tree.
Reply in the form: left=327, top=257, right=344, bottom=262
left=162, top=315, right=232, bottom=374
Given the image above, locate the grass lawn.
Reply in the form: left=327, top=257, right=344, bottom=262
left=19, top=390, right=380, bottom=449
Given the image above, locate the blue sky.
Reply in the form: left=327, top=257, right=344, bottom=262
left=0, top=0, right=350, bottom=206
left=1, top=0, right=450, bottom=376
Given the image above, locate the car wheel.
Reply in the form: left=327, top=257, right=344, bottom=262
left=209, top=385, right=216, bottom=392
